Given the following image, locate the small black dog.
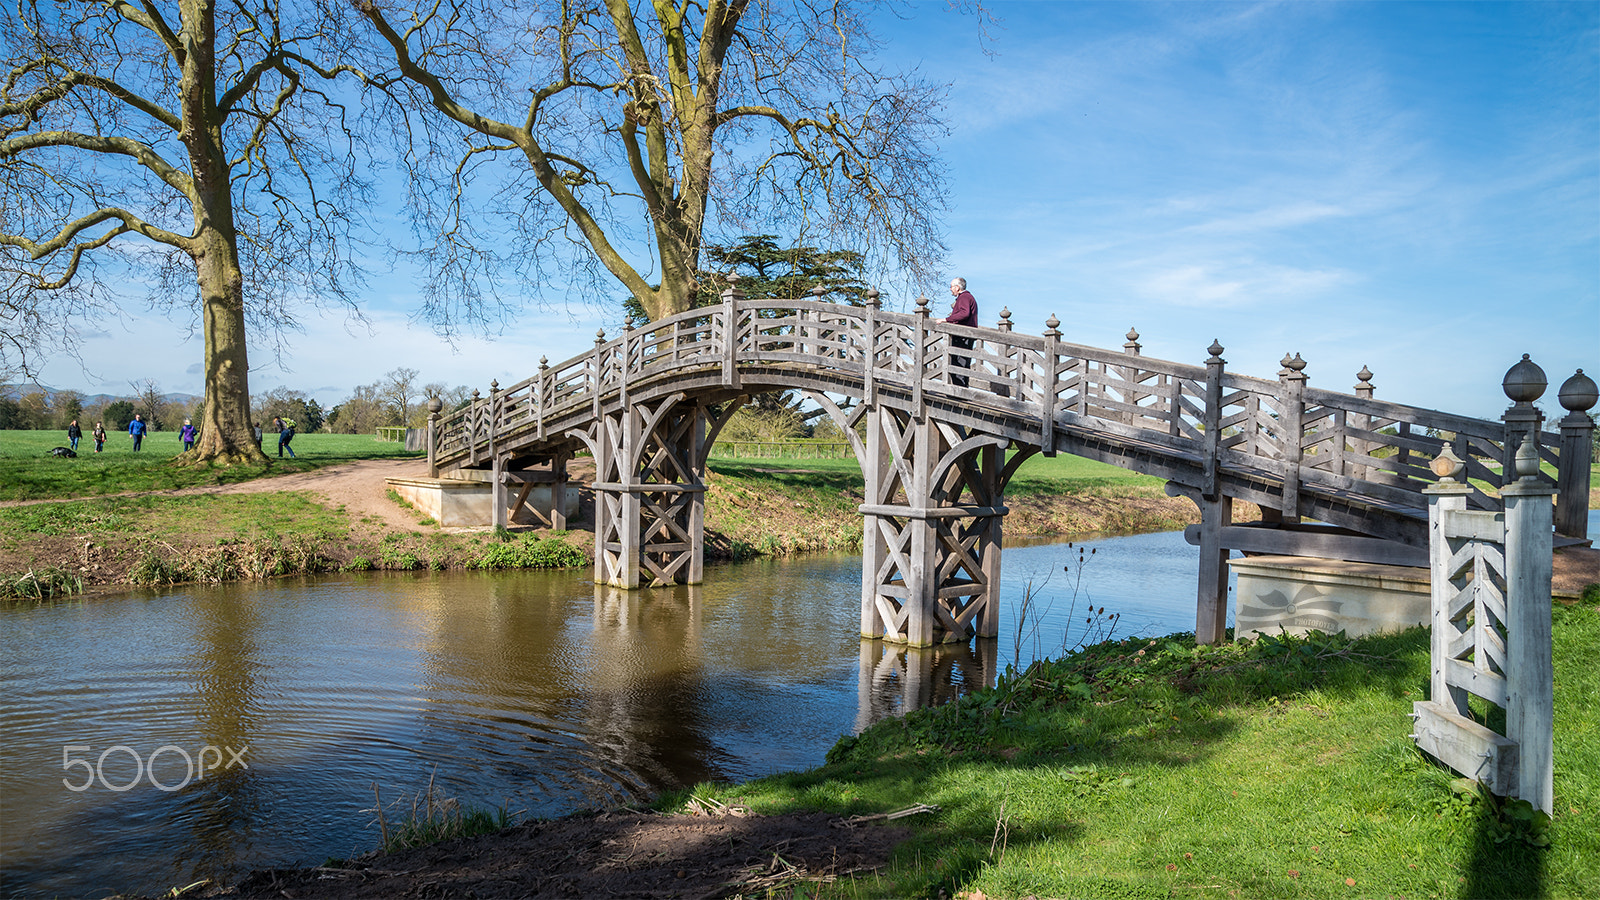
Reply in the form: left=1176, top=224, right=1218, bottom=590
left=50, top=446, right=77, bottom=458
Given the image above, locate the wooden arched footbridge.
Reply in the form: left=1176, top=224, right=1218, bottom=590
left=424, top=286, right=1595, bottom=647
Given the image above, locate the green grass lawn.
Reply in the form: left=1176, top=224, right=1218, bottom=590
left=0, top=430, right=419, bottom=502
left=680, top=603, right=1600, bottom=899
left=707, top=451, right=1162, bottom=494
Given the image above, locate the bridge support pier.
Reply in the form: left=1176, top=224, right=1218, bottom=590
left=1194, top=494, right=1234, bottom=645
left=581, top=394, right=719, bottom=588
left=859, top=407, right=1009, bottom=647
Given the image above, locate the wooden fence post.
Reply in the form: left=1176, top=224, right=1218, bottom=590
left=1041, top=315, right=1061, bottom=456
left=1201, top=340, right=1224, bottom=500
left=1351, top=366, right=1374, bottom=482
left=1502, top=436, right=1556, bottom=815
left=536, top=356, right=549, bottom=442
left=1416, top=438, right=1555, bottom=815
left=468, top=388, right=481, bottom=467
left=489, top=380, right=504, bottom=529
left=1423, top=449, right=1473, bottom=717
left=1277, top=353, right=1307, bottom=523
left=592, top=329, right=606, bottom=423
left=914, top=296, right=929, bottom=415
left=1500, top=354, right=1546, bottom=490
left=863, top=287, right=879, bottom=408
left=1555, top=369, right=1597, bottom=539
left=722, top=276, right=742, bottom=390
left=426, top=397, right=441, bottom=478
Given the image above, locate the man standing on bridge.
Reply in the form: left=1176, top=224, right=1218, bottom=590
left=936, top=277, right=979, bottom=387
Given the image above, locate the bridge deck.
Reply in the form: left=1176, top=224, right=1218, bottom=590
left=430, top=297, right=1586, bottom=552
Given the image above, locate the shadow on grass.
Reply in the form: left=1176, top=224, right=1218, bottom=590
left=749, top=625, right=1567, bottom=897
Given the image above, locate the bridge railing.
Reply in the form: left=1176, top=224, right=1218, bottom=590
left=432, top=292, right=1594, bottom=534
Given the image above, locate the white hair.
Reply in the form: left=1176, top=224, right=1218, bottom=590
left=951, top=277, right=967, bottom=290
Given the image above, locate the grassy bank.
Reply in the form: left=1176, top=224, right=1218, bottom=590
left=703, top=453, right=1211, bottom=560
left=0, top=430, right=593, bottom=595
left=0, top=429, right=416, bottom=501
left=671, top=602, right=1600, bottom=898
left=2, top=434, right=1210, bottom=593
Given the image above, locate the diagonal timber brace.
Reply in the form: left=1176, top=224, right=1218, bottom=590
left=857, top=405, right=1011, bottom=647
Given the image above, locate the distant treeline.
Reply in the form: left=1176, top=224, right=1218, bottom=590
left=2, top=367, right=478, bottom=435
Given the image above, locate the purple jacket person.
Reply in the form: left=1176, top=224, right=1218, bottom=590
left=937, top=277, right=979, bottom=387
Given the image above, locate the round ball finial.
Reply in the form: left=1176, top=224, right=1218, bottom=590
left=812, top=285, right=825, bottom=299
left=539, top=355, right=549, bottom=368
left=1045, top=314, right=1061, bottom=336
left=427, top=396, right=443, bottom=415
left=915, top=295, right=930, bottom=315
left=1126, top=327, right=1140, bottom=342
left=999, top=307, right=1012, bottom=323
left=866, top=287, right=881, bottom=309
left=490, top=379, right=499, bottom=391
left=472, top=388, right=480, bottom=400
left=624, top=315, right=635, bottom=331
left=1429, top=442, right=1464, bottom=483
left=1356, top=365, right=1373, bottom=384
left=596, top=328, right=607, bottom=341
left=1558, top=368, right=1598, bottom=413
left=1288, top=353, right=1306, bottom=373
left=1502, top=353, right=1547, bottom=404
left=1207, top=339, right=1225, bottom=360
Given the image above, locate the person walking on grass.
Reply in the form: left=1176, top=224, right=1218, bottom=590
left=128, top=413, right=147, bottom=451
left=180, top=418, right=197, bottom=452
left=66, top=419, right=81, bottom=452
left=93, top=422, right=106, bottom=453
left=273, top=416, right=297, bottom=458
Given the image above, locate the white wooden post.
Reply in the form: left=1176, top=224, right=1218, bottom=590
left=1502, top=437, right=1555, bottom=815
left=1414, top=438, right=1554, bottom=815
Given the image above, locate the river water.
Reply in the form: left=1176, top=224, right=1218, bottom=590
left=14, top=512, right=1588, bottom=898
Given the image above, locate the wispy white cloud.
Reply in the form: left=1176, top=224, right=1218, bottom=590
left=1133, top=260, right=1352, bottom=308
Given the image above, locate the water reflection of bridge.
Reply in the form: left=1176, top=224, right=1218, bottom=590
left=591, top=583, right=996, bottom=735
left=428, top=286, right=1595, bottom=647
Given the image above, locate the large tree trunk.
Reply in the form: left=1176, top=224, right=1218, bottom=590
left=182, top=0, right=265, bottom=465
left=191, top=228, right=263, bottom=463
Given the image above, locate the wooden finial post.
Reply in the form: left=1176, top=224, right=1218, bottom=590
left=426, top=395, right=442, bottom=478
left=1555, top=369, right=1597, bottom=538
left=1041, top=314, right=1062, bottom=455
left=1278, top=353, right=1308, bottom=524
left=1501, top=354, right=1547, bottom=492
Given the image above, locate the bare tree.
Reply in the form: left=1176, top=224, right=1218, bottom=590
left=355, top=0, right=952, bottom=322
left=381, top=366, right=421, bottom=427
left=131, top=378, right=165, bottom=430
left=1, top=1, right=369, bottom=463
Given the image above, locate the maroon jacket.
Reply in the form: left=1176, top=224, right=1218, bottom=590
left=947, top=290, right=978, bottom=327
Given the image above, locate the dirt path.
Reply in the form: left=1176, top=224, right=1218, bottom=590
left=0, top=458, right=435, bottom=531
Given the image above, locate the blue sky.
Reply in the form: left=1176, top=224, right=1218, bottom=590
left=33, top=0, right=1599, bottom=421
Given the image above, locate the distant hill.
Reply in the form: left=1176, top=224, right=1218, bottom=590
left=0, top=382, right=201, bottom=408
